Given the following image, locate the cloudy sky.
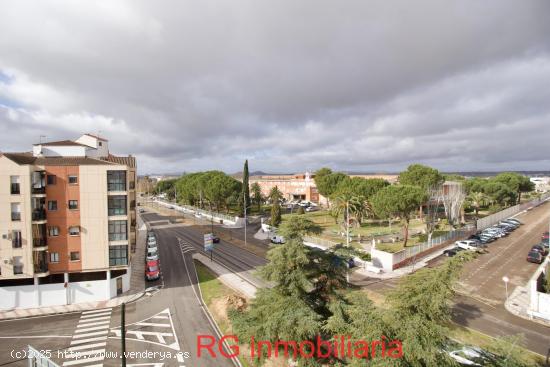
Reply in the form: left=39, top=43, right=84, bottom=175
left=1, top=1, right=549, bottom=174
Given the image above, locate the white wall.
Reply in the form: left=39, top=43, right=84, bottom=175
left=37, top=283, right=66, bottom=307
left=109, top=271, right=130, bottom=298
left=528, top=258, right=550, bottom=321
left=37, top=146, right=86, bottom=157
left=68, top=280, right=109, bottom=304
left=370, top=248, right=396, bottom=271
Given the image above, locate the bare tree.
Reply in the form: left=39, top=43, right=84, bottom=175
left=438, top=182, right=466, bottom=229
left=426, top=185, right=444, bottom=241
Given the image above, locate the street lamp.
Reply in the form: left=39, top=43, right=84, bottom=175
left=502, top=276, right=509, bottom=300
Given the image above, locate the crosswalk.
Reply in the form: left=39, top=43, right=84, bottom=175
left=178, top=239, right=195, bottom=255
left=62, top=308, right=112, bottom=366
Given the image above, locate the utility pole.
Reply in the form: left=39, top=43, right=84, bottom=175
left=121, top=302, right=126, bottom=367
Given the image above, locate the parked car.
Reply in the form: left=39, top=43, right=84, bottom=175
left=498, top=222, right=517, bottom=230
left=147, top=237, right=157, bottom=247
left=542, top=232, right=549, bottom=241
left=455, top=240, right=485, bottom=251
left=139, top=208, right=146, bottom=213
left=305, top=206, right=318, bottom=212
left=212, top=235, right=220, bottom=244
left=271, top=235, right=285, bottom=244
left=443, top=246, right=466, bottom=257
left=447, top=346, right=498, bottom=366
left=531, top=244, right=548, bottom=256
left=145, top=260, right=160, bottom=281
left=505, top=218, right=521, bottom=226
left=527, top=250, right=544, bottom=264
left=500, top=219, right=519, bottom=228
left=146, top=247, right=159, bottom=261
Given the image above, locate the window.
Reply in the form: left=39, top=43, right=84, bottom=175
left=70, top=252, right=80, bottom=261
left=48, top=201, right=58, bottom=211
left=13, top=256, right=23, bottom=275
left=11, top=203, right=21, bottom=221
left=12, top=230, right=22, bottom=248
left=48, top=226, right=60, bottom=237
left=68, top=200, right=78, bottom=210
left=47, top=175, right=56, bottom=185
left=109, top=245, right=128, bottom=266
left=109, top=220, right=128, bottom=241
left=68, top=226, right=80, bottom=236
left=68, top=175, right=78, bottom=185
left=99, top=142, right=103, bottom=147
left=107, top=171, right=127, bottom=191
left=108, top=195, right=127, bottom=216
left=10, top=176, right=20, bottom=195
left=50, top=252, right=59, bottom=263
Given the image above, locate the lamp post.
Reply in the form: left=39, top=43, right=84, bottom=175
left=502, top=276, right=509, bottom=301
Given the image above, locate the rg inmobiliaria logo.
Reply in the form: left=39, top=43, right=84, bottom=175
left=197, top=334, right=403, bottom=361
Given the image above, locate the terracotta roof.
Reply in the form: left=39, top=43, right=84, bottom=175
left=84, top=133, right=108, bottom=142
left=1, top=152, right=36, bottom=165
left=33, top=140, right=87, bottom=147
left=104, top=155, right=136, bottom=168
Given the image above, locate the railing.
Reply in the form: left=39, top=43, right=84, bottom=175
left=32, top=210, right=47, bottom=221
left=109, top=233, right=128, bottom=241
left=395, top=227, right=475, bottom=262
left=34, top=262, right=48, bottom=274
left=11, top=212, right=21, bottom=221
left=154, top=199, right=237, bottom=223
left=33, top=238, right=47, bottom=247
left=476, top=192, right=550, bottom=231
left=13, top=265, right=23, bottom=275
left=32, top=186, right=46, bottom=195
left=108, top=207, right=127, bottom=216
left=108, top=182, right=127, bottom=191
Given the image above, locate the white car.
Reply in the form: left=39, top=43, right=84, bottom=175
left=455, top=240, right=480, bottom=251
left=146, top=248, right=159, bottom=261
left=271, top=235, right=285, bottom=244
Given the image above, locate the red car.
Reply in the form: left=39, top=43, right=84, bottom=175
left=542, top=232, right=549, bottom=241
left=145, top=260, right=160, bottom=281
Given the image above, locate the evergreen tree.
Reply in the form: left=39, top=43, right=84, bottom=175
left=242, top=159, right=251, bottom=210
left=270, top=186, right=283, bottom=227
left=251, top=182, right=263, bottom=212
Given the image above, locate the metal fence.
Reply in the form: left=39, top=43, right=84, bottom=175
left=476, top=192, right=550, bottom=231
left=396, top=227, right=475, bottom=262
left=27, top=346, right=60, bottom=367
left=154, top=199, right=236, bottom=223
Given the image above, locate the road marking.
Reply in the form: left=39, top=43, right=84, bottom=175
left=62, top=308, right=112, bottom=366
left=67, top=343, right=107, bottom=352
left=109, top=308, right=180, bottom=351
left=71, top=336, right=108, bottom=345
left=0, top=335, right=71, bottom=338
left=73, top=330, right=108, bottom=338
left=75, top=325, right=111, bottom=333
left=82, top=308, right=112, bottom=315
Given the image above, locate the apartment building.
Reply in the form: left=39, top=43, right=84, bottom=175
left=0, top=134, right=136, bottom=305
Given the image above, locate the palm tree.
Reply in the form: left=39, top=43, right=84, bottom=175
left=332, top=193, right=372, bottom=246
left=269, top=186, right=283, bottom=227
left=467, top=191, right=488, bottom=218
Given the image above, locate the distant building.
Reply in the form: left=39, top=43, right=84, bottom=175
left=0, top=134, right=136, bottom=309
left=530, top=177, right=550, bottom=193
left=249, top=172, right=398, bottom=206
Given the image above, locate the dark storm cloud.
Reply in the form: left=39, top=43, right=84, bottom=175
left=0, top=0, right=549, bottom=173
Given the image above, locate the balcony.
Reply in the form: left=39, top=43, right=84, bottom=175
left=107, top=171, right=127, bottom=192
left=32, top=209, right=47, bottom=222
left=33, top=238, right=47, bottom=248
left=31, top=171, right=46, bottom=195
left=33, top=251, right=48, bottom=275
left=11, top=212, right=21, bottom=221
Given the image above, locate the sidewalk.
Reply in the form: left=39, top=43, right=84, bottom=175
left=129, top=212, right=147, bottom=293
left=505, top=278, right=550, bottom=327
left=0, top=291, right=146, bottom=321
left=193, top=253, right=257, bottom=298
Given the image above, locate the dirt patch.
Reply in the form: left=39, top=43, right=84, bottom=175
left=210, top=295, right=248, bottom=324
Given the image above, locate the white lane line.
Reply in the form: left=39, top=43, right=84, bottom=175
left=73, top=330, right=108, bottom=339
left=70, top=336, right=108, bottom=345
left=82, top=308, right=112, bottom=315
left=75, top=325, right=111, bottom=333
left=77, top=320, right=110, bottom=328
left=80, top=314, right=112, bottom=320
left=67, top=342, right=107, bottom=352
left=80, top=311, right=111, bottom=319
left=0, top=335, right=71, bottom=339
left=134, top=322, right=171, bottom=328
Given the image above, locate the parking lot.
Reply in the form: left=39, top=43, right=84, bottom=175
left=455, top=201, right=550, bottom=305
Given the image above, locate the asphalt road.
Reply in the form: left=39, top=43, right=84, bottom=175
left=352, top=202, right=550, bottom=357
left=0, top=211, right=237, bottom=367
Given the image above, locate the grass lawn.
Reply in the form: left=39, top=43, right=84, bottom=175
left=194, top=261, right=253, bottom=367
left=282, top=210, right=431, bottom=252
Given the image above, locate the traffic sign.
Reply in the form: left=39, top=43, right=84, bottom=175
left=204, top=233, right=214, bottom=251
